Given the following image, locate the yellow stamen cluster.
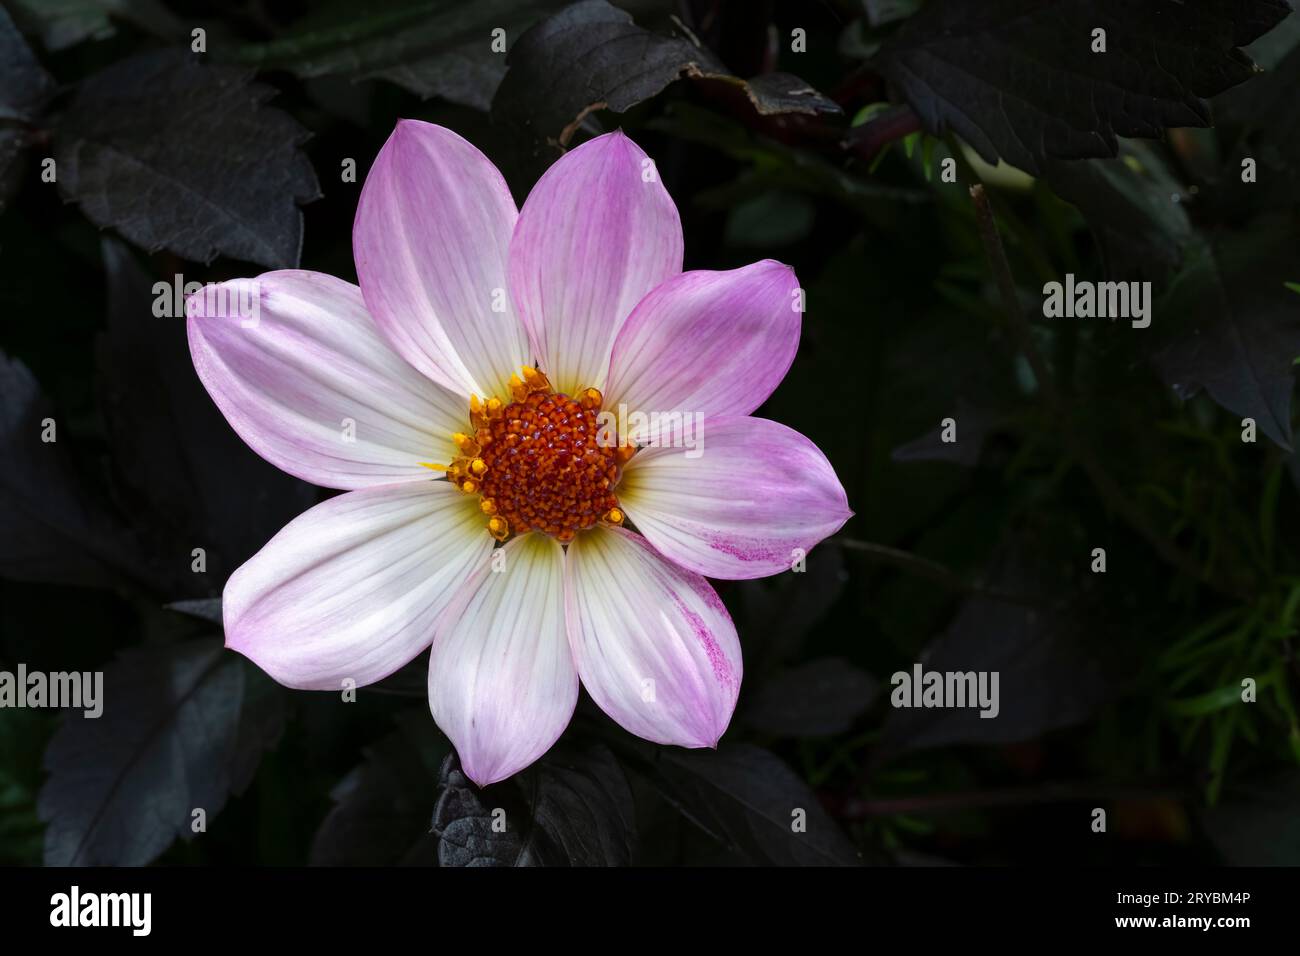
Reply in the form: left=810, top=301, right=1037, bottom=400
left=437, top=367, right=635, bottom=542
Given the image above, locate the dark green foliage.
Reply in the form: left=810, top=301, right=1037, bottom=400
left=2, top=0, right=1299, bottom=868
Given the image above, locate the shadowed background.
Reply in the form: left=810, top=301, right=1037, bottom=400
left=2, top=0, right=1300, bottom=866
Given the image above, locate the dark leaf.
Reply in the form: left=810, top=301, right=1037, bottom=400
left=97, top=238, right=314, bottom=588
left=1151, top=224, right=1300, bottom=450
left=656, top=744, right=861, bottom=865
left=737, top=544, right=848, bottom=668
left=1217, top=7, right=1300, bottom=140
left=432, top=742, right=634, bottom=866
left=0, top=4, right=56, bottom=121
left=1044, top=142, right=1193, bottom=284
left=0, top=350, right=139, bottom=587
left=891, top=398, right=1006, bottom=467
left=372, top=50, right=507, bottom=112
left=879, top=282, right=1020, bottom=475
left=517, top=741, right=635, bottom=865
left=8, top=0, right=115, bottom=51
left=54, top=51, right=319, bottom=268
left=494, top=0, right=710, bottom=148
left=742, top=657, right=880, bottom=737
left=230, top=0, right=567, bottom=111
left=492, top=0, right=839, bottom=152
left=1200, top=773, right=1300, bottom=865
left=864, top=0, right=923, bottom=28
left=0, top=707, right=52, bottom=864
left=649, top=102, right=925, bottom=221
left=310, top=710, right=448, bottom=866
left=38, top=640, right=285, bottom=865
left=695, top=70, right=842, bottom=118
left=881, top=550, right=1111, bottom=754
left=1215, top=15, right=1300, bottom=206
left=1240, top=2, right=1300, bottom=69
left=7, top=0, right=182, bottom=52
left=165, top=598, right=223, bottom=626
left=876, top=0, right=1292, bottom=174
left=722, top=190, right=815, bottom=247
left=431, top=757, right=528, bottom=866
left=0, top=126, right=30, bottom=212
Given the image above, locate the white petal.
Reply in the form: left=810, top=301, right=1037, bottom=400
left=603, top=262, right=802, bottom=438
left=618, top=416, right=852, bottom=579
left=188, top=271, right=466, bottom=490
left=429, top=533, right=575, bottom=786
left=354, top=120, right=530, bottom=401
left=224, top=481, right=491, bottom=689
left=508, top=130, right=683, bottom=395
left=565, top=526, right=741, bottom=748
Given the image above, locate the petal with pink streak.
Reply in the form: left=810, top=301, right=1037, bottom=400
left=354, top=120, right=530, bottom=401
left=603, top=261, right=801, bottom=442
left=188, top=271, right=467, bottom=490
left=565, top=526, right=741, bottom=748
left=509, top=130, right=683, bottom=395
left=617, top=416, right=852, bottom=579
left=224, top=481, right=491, bottom=690
left=429, top=533, right=575, bottom=787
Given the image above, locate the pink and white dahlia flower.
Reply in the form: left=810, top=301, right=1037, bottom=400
left=187, top=120, right=851, bottom=786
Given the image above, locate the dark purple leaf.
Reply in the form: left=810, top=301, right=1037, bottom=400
left=55, top=51, right=319, bottom=268
left=38, top=640, right=285, bottom=865
left=876, top=0, right=1292, bottom=174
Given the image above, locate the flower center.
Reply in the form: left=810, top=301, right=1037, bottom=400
left=439, top=367, right=633, bottom=542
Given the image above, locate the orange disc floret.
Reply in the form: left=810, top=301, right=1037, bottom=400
left=476, top=389, right=622, bottom=540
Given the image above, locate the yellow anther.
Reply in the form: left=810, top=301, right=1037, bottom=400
left=460, top=479, right=477, bottom=494
left=480, top=498, right=497, bottom=515
left=469, top=394, right=491, bottom=430
left=580, top=387, right=603, bottom=410
left=488, top=516, right=510, bottom=541
left=509, top=373, right=528, bottom=402
left=470, top=458, right=487, bottom=476
left=521, top=366, right=551, bottom=391
left=604, top=507, right=624, bottom=525
left=486, top=397, right=503, bottom=418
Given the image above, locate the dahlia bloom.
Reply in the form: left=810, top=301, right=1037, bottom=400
left=187, top=121, right=851, bottom=786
